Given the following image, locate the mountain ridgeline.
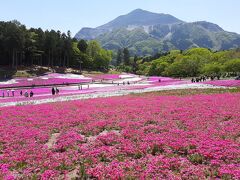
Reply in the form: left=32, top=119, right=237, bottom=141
left=75, top=9, right=240, bottom=55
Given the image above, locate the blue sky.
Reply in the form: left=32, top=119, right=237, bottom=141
left=0, top=0, right=239, bottom=36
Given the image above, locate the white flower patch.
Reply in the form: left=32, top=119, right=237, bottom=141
left=57, top=74, right=91, bottom=80
left=119, top=74, right=135, bottom=79
left=0, top=79, right=18, bottom=85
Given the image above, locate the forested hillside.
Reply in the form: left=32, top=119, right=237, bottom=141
left=115, top=47, right=240, bottom=77
left=0, top=21, right=112, bottom=71
left=137, top=48, right=240, bottom=77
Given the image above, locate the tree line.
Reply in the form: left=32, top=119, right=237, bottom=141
left=0, top=20, right=112, bottom=71
left=116, top=47, right=240, bottom=77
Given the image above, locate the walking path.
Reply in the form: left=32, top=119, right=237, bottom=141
left=0, top=83, right=227, bottom=107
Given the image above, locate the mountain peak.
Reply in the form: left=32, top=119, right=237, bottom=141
left=97, top=9, right=183, bottom=30
left=130, top=8, right=145, bottom=13
left=74, top=9, right=240, bottom=54
left=128, top=8, right=167, bottom=17
left=128, top=8, right=151, bottom=15
left=75, top=9, right=183, bottom=40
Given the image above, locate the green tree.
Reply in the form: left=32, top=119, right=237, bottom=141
left=4, top=21, right=25, bottom=68
left=123, top=48, right=130, bottom=66
left=87, top=41, right=101, bottom=59
left=149, top=61, right=169, bottom=76
left=44, top=30, right=57, bottom=67
left=63, top=33, right=72, bottom=67
left=25, top=31, right=40, bottom=66
left=223, top=59, right=240, bottom=73
left=87, top=40, right=112, bottom=70
left=116, top=49, right=123, bottom=66
left=77, top=39, right=88, bottom=53
left=95, top=49, right=112, bottom=71
left=132, top=55, right=138, bottom=73
left=201, top=63, right=222, bottom=76
left=165, top=56, right=200, bottom=77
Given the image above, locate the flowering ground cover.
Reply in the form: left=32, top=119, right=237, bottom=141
left=0, top=91, right=239, bottom=179
left=0, top=73, right=92, bottom=88
left=89, top=74, right=121, bottom=80
left=0, top=73, right=140, bottom=89
left=0, top=80, right=154, bottom=102
left=203, top=80, right=240, bottom=87
left=148, top=76, right=179, bottom=82
left=0, top=83, right=154, bottom=105
left=0, top=74, right=189, bottom=105
left=147, top=76, right=190, bottom=86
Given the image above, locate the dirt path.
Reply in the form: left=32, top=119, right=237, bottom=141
left=45, top=133, right=60, bottom=149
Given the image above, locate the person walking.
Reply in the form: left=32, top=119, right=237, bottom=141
left=191, top=78, right=194, bottom=83
left=20, top=90, right=23, bottom=96
left=30, top=91, right=34, bottom=97
left=56, top=87, right=59, bottom=95
left=2, top=91, right=4, bottom=98
left=7, top=90, right=10, bottom=97
left=52, top=87, right=55, bottom=95
left=203, top=76, right=206, bottom=81
left=11, top=89, right=15, bottom=97
left=24, top=91, right=28, bottom=97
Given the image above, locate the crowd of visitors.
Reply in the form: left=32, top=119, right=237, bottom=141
left=1, top=86, right=61, bottom=98
left=191, top=76, right=207, bottom=83
left=191, top=76, right=220, bottom=83
left=1, top=89, right=34, bottom=98
left=1, top=87, right=61, bottom=98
